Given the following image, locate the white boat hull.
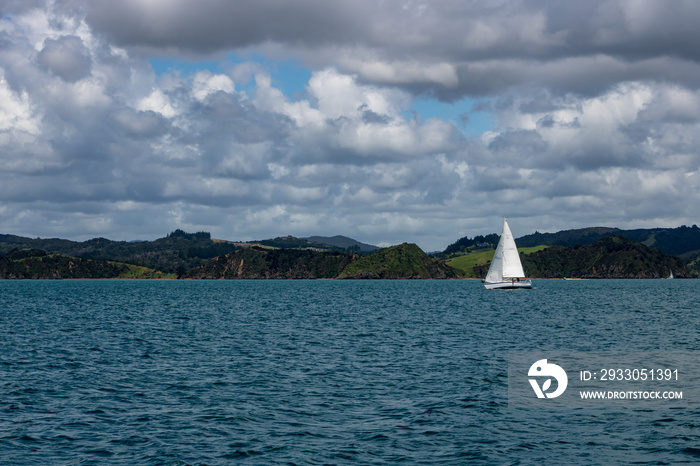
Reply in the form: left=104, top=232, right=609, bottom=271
left=484, top=279, right=532, bottom=290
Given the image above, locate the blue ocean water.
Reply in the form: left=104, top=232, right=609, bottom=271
left=1, top=279, right=699, bottom=464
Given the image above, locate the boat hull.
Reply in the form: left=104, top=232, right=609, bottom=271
left=484, top=280, right=532, bottom=290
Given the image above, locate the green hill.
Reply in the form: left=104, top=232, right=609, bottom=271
left=443, top=224, right=700, bottom=276
left=185, top=243, right=456, bottom=279
left=0, top=230, right=240, bottom=273
left=520, top=236, right=687, bottom=278
left=337, top=243, right=457, bottom=279
left=515, top=227, right=624, bottom=248
left=0, top=249, right=171, bottom=279
left=516, top=225, right=700, bottom=256
left=442, top=236, right=686, bottom=279
left=682, top=251, right=700, bottom=277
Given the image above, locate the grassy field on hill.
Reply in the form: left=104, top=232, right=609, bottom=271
left=445, top=246, right=548, bottom=277
left=116, top=263, right=176, bottom=279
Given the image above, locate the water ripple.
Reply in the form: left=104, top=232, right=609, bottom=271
left=0, top=279, right=699, bottom=464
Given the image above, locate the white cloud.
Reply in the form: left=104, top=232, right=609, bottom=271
left=340, top=59, right=459, bottom=88
left=0, top=74, right=40, bottom=134
left=2, top=1, right=700, bottom=252
left=192, top=71, right=235, bottom=101
left=136, top=89, right=178, bottom=118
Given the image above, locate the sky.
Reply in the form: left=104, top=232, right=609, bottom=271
left=2, top=0, right=700, bottom=251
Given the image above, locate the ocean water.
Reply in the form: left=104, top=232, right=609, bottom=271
left=1, top=279, right=699, bottom=464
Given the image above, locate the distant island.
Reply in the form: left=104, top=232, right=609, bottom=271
left=0, top=225, right=697, bottom=279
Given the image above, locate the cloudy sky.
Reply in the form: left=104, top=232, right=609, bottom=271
left=2, top=0, right=700, bottom=251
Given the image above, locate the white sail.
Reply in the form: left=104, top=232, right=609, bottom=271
left=500, top=219, right=526, bottom=278
left=484, top=219, right=531, bottom=289
left=485, top=231, right=505, bottom=283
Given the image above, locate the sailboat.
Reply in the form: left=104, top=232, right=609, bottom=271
left=483, top=219, right=532, bottom=289
left=667, top=269, right=674, bottom=279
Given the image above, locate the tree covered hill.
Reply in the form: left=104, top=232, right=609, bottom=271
left=437, top=233, right=500, bottom=257
left=519, top=236, right=687, bottom=279
left=443, top=224, right=700, bottom=256
left=515, top=225, right=700, bottom=256
left=0, top=249, right=169, bottom=279
left=184, top=243, right=455, bottom=279
left=0, top=230, right=240, bottom=274
left=442, top=224, right=700, bottom=276
left=0, top=231, right=382, bottom=276
left=515, top=227, right=624, bottom=248
left=338, top=243, right=458, bottom=279
left=183, top=247, right=355, bottom=279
